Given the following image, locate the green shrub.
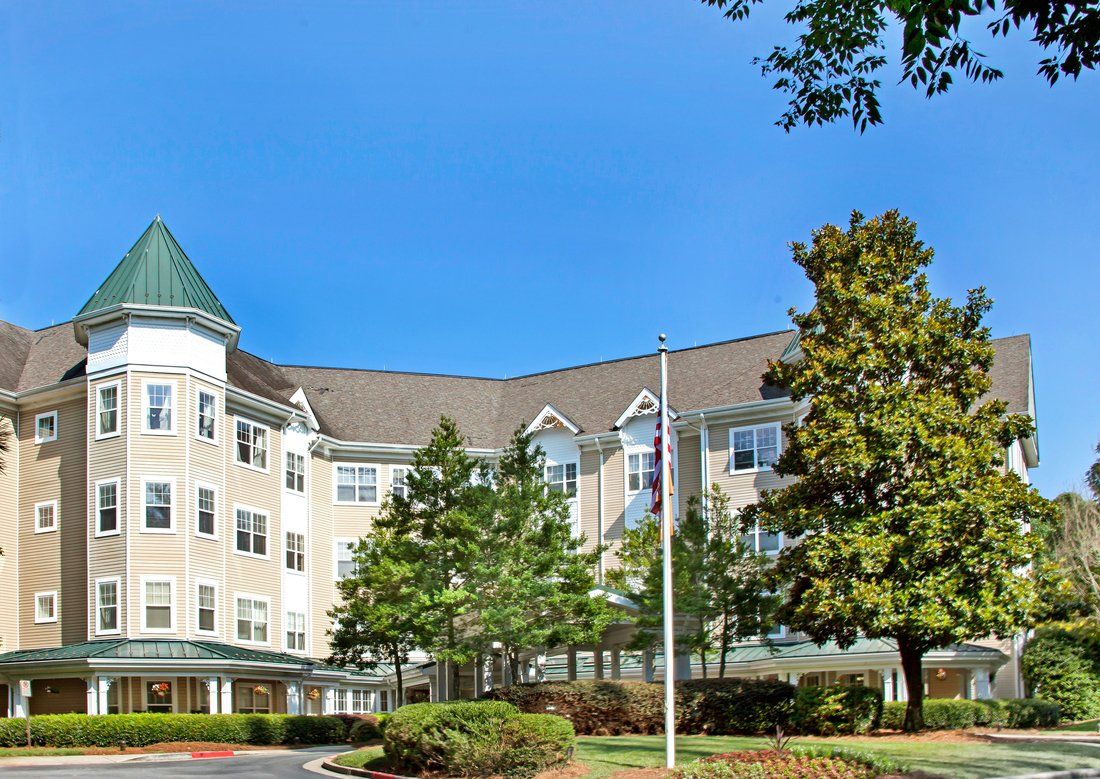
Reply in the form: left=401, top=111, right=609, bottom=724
left=1004, top=698, right=1061, bottom=728
left=348, top=714, right=383, bottom=742
left=676, top=746, right=907, bottom=779
left=1022, top=622, right=1100, bottom=722
left=790, top=686, right=883, bottom=735
left=383, top=701, right=572, bottom=777
left=880, top=698, right=1060, bottom=731
left=485, top=678, right=794, bottom=736
left=0, top=713, right=346, bottom=748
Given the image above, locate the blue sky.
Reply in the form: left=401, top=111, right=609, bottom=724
left=0, top=2, right=1096, bottom=498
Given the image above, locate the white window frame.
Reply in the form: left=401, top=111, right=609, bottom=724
left=141, top=379, right=177, bottom=435
left=95, top=478, right=121, bottom=538
left=285, top=451, right=306, bottom=494
left=334, top=538, right=356, bottom=580
left=34, top=411, right=58, bottom=444
left=140, top=576, right=176, bottom=634
left=234, top=417, right=270, bottom=472
left=34, top=590, right=58, bottom=624
left=625, top=449, right=655, bottom=494
left=234, top=593, right=271, bottom=646
left=285, top=610, right=307, bottom=653
left=545, top=461, right=578, bottom=498
left=195, top=481, right=218, bottom=540
left=95, top=576, right=121, bottom=636
left=195, top=578, right=219, bottom=637
left=390, top=465, right=410, bottom=499
left=333, top=463, right=379, bottom=505
left=141, top=477, right=175, bottom=534
left=285, top=531, right=306, bottom=574
left=196, top=389, right=218, bottom=444
left=95, top=381, right=121, bottom=440
left=234, top=505, right=269, bottom=559
left=741, top=521, right=784, bottom=556
left=34, top=500, right=58, bottom=534
left=728, top=422, right=782, bottom=474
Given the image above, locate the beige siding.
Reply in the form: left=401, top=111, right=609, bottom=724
left=676, top=433, right=702, bottom=519
left=19, top=394, right=87, bottom=648
left=578, top=448, right=601, bottom=554
left=705, top=414, right=797, bottom=510
left=310, top=449, right=336, bottom=658
left=87, top=373, right=128, bottom=640
left=600, top=447, right=627, bottom=574
left=0, top=411, right=18, bottom=652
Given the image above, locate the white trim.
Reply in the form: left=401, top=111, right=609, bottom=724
left=728, top=421, right=782, bottom=474
left=95, top=381, right=122, bottom=440
left=285, top=530, right=306, bottom=575
left=140, top=379, right=177, bottom=436
left=523, top=403, right=580, bottom=436
left=233, top=504, right=269, bottom=559
left=194, top=481, right=219, bottom=540
left=233, top=416, right=270, bottom=473
left=613, top=389, right=661, bottom=430
left=94, top=576, right=122, bottom=636
left=140, top=575, right=176, bottom=634
left=234, top=592, right=272, bottom=646
left=332, top=462, right=380, bottom=506
left=284, top=609, right=308, bottom=654
left=34, top=411, right=58, bottom=444
left=140, top=476, right=176, bottom=534
left=389, top=464, right=410, bottom=500
left=34, top=590, right=58, bottom=623
left=34, top=500, right=59, bottom=534
left=195, top=577, right=219, bottom=637
left=195, top=388, right=219, bottom=445
left=624, top=448, right=655, bottom=496
left=284, top=450, right=307, bottom=495
left=333, top=537, right=356, bottom=581
left=94, top=478, right=121, bottom=538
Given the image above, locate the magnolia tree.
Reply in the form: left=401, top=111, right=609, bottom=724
left=742, top=210, right=1053, bottom=731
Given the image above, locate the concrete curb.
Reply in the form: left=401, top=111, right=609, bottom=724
left=321, top=753, right=417, bottom=779
left=986, top=771, right=1100, bottom=779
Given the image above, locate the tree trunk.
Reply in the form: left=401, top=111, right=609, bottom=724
left=718, top=615, right=730, bottom=678
left=392, top=644, right=405, bottom=708
left=451, top=659, right=461, bottom=701
left=897, top=635, right=925, bottom=732
left=699, top=647, right=708, bottom=679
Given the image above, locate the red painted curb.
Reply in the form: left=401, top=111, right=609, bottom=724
left=190, top=750, right=236, bottom=759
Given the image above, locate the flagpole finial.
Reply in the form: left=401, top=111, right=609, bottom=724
left=658, top=333, right=667, bottom=352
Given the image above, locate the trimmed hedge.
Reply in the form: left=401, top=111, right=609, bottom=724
left=1022, top=622, right=1100, bottom=722
left=880, top=698, right=1060, bottom=730
left=791, top=685, right=883, bottom=735
left=484, top=678, right=795, bottom=736
left=348, top=714, right=384, bottom=742
left=0, top=713, right=347, bottom=748
left=383, top=701, right=574, bottom=777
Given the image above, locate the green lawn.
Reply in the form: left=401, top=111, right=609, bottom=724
left=333, top=745, right=387, bottom=769
left=575, top=734, right=1100, bottom=779
left=1055, top=719, right=1100, bottom=734
left=0, top=747, right=88, bottom=758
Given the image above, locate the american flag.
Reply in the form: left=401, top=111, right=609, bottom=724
left=650, top=416, right=674, bottom=517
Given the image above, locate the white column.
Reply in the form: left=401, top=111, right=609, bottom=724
left=205, top=677, right=220, bottom=713
left=675, top=651, right=692, bottom=681
left=502, top=654, right=513, bottom=687
left=534, top=653, right=547, bottom=682
left=220, top=677, right=235, bottom=714
left=610, top=646, right=622, bottom=680
left=520, top=659, right=531, bottom=684
left=12, top=684, right=28, bottom=718
left=894, top=668, right=908, bottom=701
left=973, top=668, right=991, bottom=700
left=593, top=649, right=605, bottom=680
left=323, top=687, right=336, bottom=714
left=474, top=655, right=485, bottom=697
left=643, top=649, right=655, bottom=683
left=98, top=677, right=115, bottom=715
left=882, top=669, right=895, bottom=702
left=287, top=681, right=302, bottom=715
left=86, top=677, right=98, bottom=714
left=566, top=647, right=578, bottom=681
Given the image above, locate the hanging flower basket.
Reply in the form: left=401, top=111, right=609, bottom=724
left=151, top=682, right=170, bottom=698
left=935, top=668, right=948, bottom=680
left=307, top=688, right=321, bottom=700
left=253, top=684, right=269, bottom=697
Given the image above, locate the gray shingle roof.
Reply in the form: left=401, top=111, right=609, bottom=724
left=0, top=318, right=1034, bottom=449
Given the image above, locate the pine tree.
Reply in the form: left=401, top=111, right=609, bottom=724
left=743, top=210, right=1053, bottom=731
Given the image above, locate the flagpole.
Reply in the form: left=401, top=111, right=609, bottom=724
left=658, top=333, right=675, bottom=769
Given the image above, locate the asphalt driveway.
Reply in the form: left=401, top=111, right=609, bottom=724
left=0, top=745, right=344, bottom=777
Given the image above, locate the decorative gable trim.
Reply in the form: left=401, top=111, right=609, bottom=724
left=289, top=387, right=320, bottom=432
left=524, top=403, right=580, bottom=436
left=614, top=388, right=676, bottom=429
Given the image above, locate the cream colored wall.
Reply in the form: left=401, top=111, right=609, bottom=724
left=0, top=410, right=18, bottom=652
left=18, top=393, right=87, bottom=648
left=309, top=448, right=335, bottom=658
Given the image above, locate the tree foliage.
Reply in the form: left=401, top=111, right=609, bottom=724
left=1050, top=492, right=1100, bottom=620
left=702, top=0, right=1099, bottom=131
left=742, top=210, right=1052, bottom=730
left=607, top=486, right=776, bottom=676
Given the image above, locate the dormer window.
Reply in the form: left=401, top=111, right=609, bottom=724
left=143, top=382, right=175, bottom=434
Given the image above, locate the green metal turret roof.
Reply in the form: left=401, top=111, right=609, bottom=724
left=77, top=216, right=234, bottom=324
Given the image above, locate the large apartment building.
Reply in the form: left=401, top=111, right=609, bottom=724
left=0, top=218, right=1039, bottom=717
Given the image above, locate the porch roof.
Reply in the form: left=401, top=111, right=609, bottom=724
left=0, top=639, right=317, bottom=667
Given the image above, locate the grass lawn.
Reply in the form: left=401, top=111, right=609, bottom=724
left=0, top=747, right=88, bottom=758
left=1055, top=719, right=1100, bottom=734
left=333, top=745, right=387, bottom=769
left=575, top=734, right=1100, bottom=779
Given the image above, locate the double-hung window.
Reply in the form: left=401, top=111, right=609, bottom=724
left=335, top=465, right=377, bottom=503
left=197, top=581, right=217, bottom=634
left=545, top=462, right=578, bottom=497
left=143, top=578, right=174, bottom=632
left=236, top=596, right=269, bottom=643
left=235, top=507, right=268, bottom=556
left=351, top=689, right=369, bottom=713
left=285, top=532, right=305, bottom=572
left=96, top=578, right=120, bottom=634
left=627, top=451, right=655, bottom=493
left=740, top=522, right=782, bottom=555
left=335, top=539, right=356, bottom=579
left=143, top=382, right=174, bottom=433
left=96, top=383, right=119, bottom=438
left=391, top=466, right=409, bottom=499
left=286, top=611, right=306, bottom=651
left=730, top=424, right=780, bottom=472
left=35, top=501, right=58, bottom=533
left=334, top=689, right=349, bottom=712
left=196, top=484, right=217, bottom=538
left=35, top=411, right=58, bottom=444
left=285, top=452, right=305, bottom=492
left=197, top=391, right=217, bottom=442
left=235, top=419, right=268, bottom=469
left=35, top=591, right=57, bottom=623
left=143, top=480, right=173, bottom=532
left=96, top=481, right=119, bottom=535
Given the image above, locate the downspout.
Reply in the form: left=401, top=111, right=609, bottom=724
left=595, top=438, right=605, bottom=585
left=699, top=414, right=709, bottom=522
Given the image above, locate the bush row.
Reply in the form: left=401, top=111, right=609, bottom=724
left=0, top=713, right=347, bottom=748
left=1021, top=621, right=1100, bottom=722
left=790, top=685, right=883, bottom=735
left=384, top=701, right=574, bottom=777
left=880, top=698, right=1060, bottom=730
